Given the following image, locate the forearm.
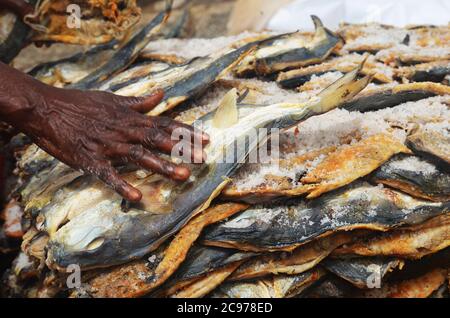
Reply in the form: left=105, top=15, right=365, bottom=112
left=0, top=62, right=48, bottom=131
left=0, top=0, right=33, bottom=18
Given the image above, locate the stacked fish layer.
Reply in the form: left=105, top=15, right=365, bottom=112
left=1, top=11, right=449, bottom=298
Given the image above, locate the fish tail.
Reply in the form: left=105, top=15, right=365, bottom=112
left=313, top=60, right=372, bottom=113
left=311, top=15, right=324, bottom=30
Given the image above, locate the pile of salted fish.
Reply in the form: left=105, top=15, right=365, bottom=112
left=1, top=5, right=449, bottom=298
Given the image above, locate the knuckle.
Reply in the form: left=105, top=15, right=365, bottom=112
left=125, top=96, right=142, bottom=106
left=128, top=144, right=144, bottom=161
left=95, top=165, right=111, bottom=181
left=154, top=116, right=173, bottom=128
left=143, top=128, right=160, bottom=148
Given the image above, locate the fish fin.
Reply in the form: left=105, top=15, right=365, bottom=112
left=311, top=15, right=324, bottom=29
left=213, top=88, right=239, bottom=129
left=313, top=61, right=372, bottom=113
left=311, top=15, right=327, bottom=40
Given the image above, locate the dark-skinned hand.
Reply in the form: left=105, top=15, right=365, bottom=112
left=0, top=62, right=209, bottom=202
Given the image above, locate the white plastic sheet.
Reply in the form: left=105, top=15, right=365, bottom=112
left=267, top=0, right=450, bottom=31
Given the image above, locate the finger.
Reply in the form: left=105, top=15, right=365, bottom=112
left=153, top=116, right=210, bottom=145
left=143, top=128, right=177, bottom=154
left=120, top=127, right=205, bottom=163
left=93, top=160, right=142, bottom=202
left=112, top=144, right=191, bottom=181
left=154, top=130, right=206, bottom=163
left=125, top=90, right=164, bottom=113
left=143, top=129, right=205, bottom=162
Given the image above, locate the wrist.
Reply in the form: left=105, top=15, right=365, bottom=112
left=0, top=0, right=34, bottom=19
left=0, top=62, right=49, bottom=132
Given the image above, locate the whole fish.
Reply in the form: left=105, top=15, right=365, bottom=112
left=65, top=202, right=249, bottom=298
left=342, top=82, right=450, bottom=113
left=203, top=182, right=449, bottom=251
left=234, top=16, right=342, bottom=77
left=277, top=53, right=394, bottom=89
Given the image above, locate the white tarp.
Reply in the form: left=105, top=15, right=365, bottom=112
left=267, top=0, right=450, bottom=31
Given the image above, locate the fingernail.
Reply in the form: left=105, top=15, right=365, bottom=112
left=174, top=166, right=190, bottom=181
left=127, top=188, right=142, bottom=202
left=152, top=89, right=164, bottom=99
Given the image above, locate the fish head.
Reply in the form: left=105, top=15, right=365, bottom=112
left=45, top=199, right=156, bottom=270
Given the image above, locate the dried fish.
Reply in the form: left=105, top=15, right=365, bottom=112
left=223, top=133, right=410, bottom=202
left=342, top=82, right=450, bottom=113
left=235, top=16, right=342, bottom=76
left=373, top=154, right=450, bottom=202
left=277, top=53, right=394, bottom=89
left=396, top=60, right=450, bottom=83
left=228, top=232, right=358, bottom=281
left=25, top=0, right=141, bottom=45
left=332, top=213, right=450, bottom=259
left=323, top=257, right=403, bottom=288
left=211, top=268, right=326, bottom=298
left=358, top=268, right=447, bottom=298
left=30, top=5, right=171, bottom=88
left=407, top=126, right=450, bottom=165
left=204, top=182, right=448, bottom=251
